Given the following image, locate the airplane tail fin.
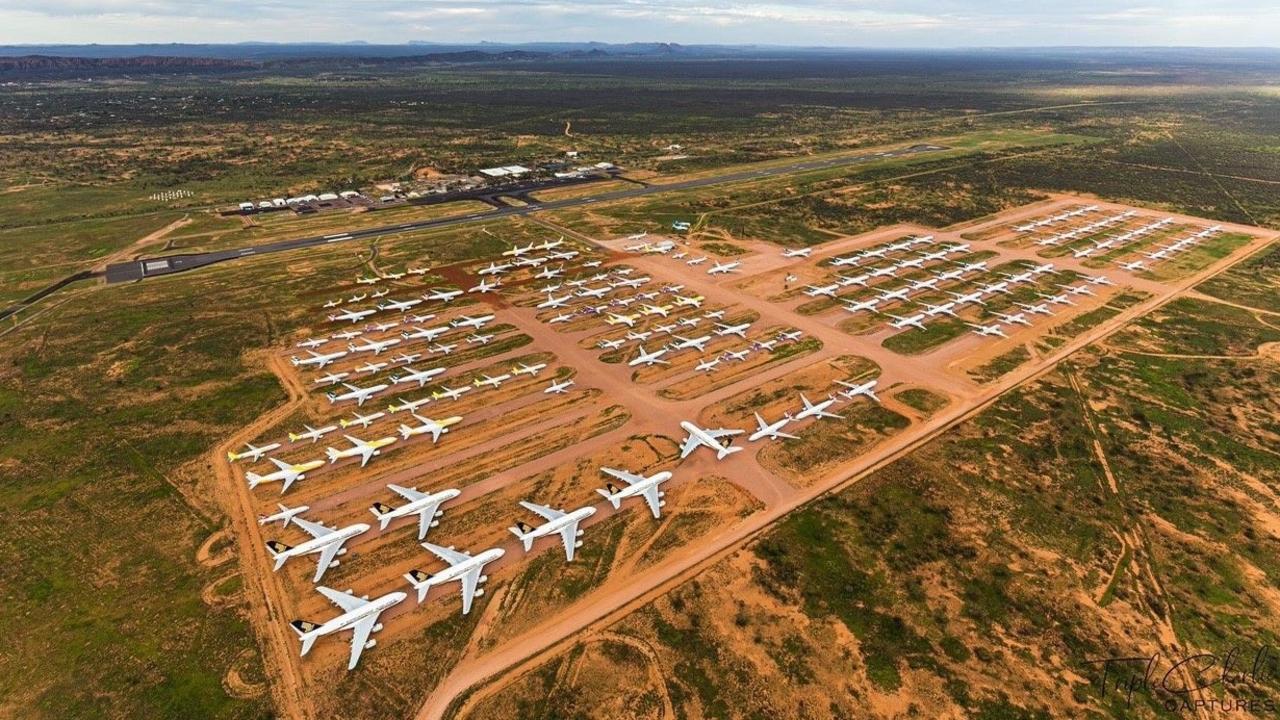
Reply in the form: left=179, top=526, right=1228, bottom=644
left=404, top=569, right=433, bottom=603
left=370, top=503, right=396, bottom=531
left=509, top=522, right=536, bottom=552
left=596, top=483, right=623, bottom=510
left=287, top=432, right=303, bottom=443
left=716, top=445, right=744, bottom=460
left=266, top=541, right=293, bottom=571
left=325, top=447, right=341, bottom=464
left=226, top=450, right=240, bottom=463
left=246, top=472, right=264, bottom=489
left=398, top=424, right=413, bottom=440
left=325, top=393, right=338, bottom=404
left=290, top=620, right=320, bottom=655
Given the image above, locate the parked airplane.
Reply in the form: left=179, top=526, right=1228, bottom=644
left=423, top=288, right=463, bottom=303
left=1118, top=260, right=1147, bottom=271
left=597, top=338, right=625, bottom=351
left=391, top=352, right=422, bottom=366
left=259, top=503, right=309, bottom=527
left=404, top=543, right=503, bottom=613
left=537, top=293, right=572, bottom=309
left=679, top=420, right=743, bottom=460
left=544, top=378, right=575, bottom=394
left=378, top=298, right=422, bottom=313
left=356, top=276, right=380, bottom=285
left=670, top=335, right=711, bottom=352
left=247, top=457, right=326, bottom=493
left=432, top=385, right=471, bottom=402
left=512, top=362, right=547, bottom=377
left=329, top=308, right=377, bottom=324
left=949, top=290, right=986, bottom=307
left=835, top=379, right=880, bottom=403
left=509, top=501, right=598, bottom=561
left=502, top=242, right=535, bottom=258
left=370, top=484, right=461, bottom=541
left=993, top=312, right=1032, bottom=327
left=429, top=342, right=458, bottom=355
left=367, top=320, right=401, bottom=334
left=629, top=345, right=670, bottom=367
left=804, top=283, right=840, bottom=298
left=967, top=322, right=1008, bottom=338
left=326, top=382, right=388, bottom=407
left=921, top=301, right=958, bottom=318
left=876, top=287, right=911, bottom=303
left=548, top=312, right=574, bottom=324
left=468, top=278, right=500, bottom=294
left=473, top=373, right=511, bottom=389
left=353, top=361, right=387, bottom=375
left=1038, top=292, right=1075, bottom=306
left=625, top=330, right=653, bottom=342
left=290, top=349, right=348, bottom=369
left=673, top=294, right=704, bottom=309
left=228, top=442, right=281, bottom=464
left=370, top=289, right=390, bottom=299
left=605, top=312, right=639, bottom=328
left=296, top=338, right=326, bottom=349
left=886, top=313, right=928, bottom=331
left=749, top=412, right=798, bottom=442
left=777, top=329, right=804, bottom=342
left=707, top=261, right=742, bottom=275
left=844, top=298, right=882, bottom=314
left=793, top=393, right=843, bottom=421
left=340, top=410, right=385, bottom=429
left=723, top=348, right=751, bottom=362
left=477, top=262, right=512, bottom=276
left=1058, top=283, right=1095, bottom=296
left=322, top=299, right=342, bottom=309
left=387, top=396, right=431, bottom=414
left=782, top=247, right=813, bottom=258
left=315, top=372, right=349, bottom=386
left=639, top=303, right=673, bottom=317
left=290, top=586, right=405, bottom=670
left=714, top=322, right=751, bottom=338
left=597, top=467, right=671, bottom=518
left=324, top=434, right=397, bottom=467
left=348, top=337, right=401, bottom=355
left=332, top=329, right=363, bottom=341
left=1016, top=302, right=1053, bottom=316
left=695, top=357, right=722, bottom=373
left=289, top=424, right=338, bottom=444
left=266, top=515, right=369, bottom=583
left=390, top=366, right=446, bottom=388
left=451, top=314, right=495, bottom=330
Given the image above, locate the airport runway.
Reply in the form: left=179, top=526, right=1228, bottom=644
left=102, top=144, right=947, bottom=284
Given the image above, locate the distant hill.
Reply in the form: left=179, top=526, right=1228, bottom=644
left=0, top=54, right=254, bottom=77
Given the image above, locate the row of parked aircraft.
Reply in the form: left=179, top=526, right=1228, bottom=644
left=1115, top=225, right=1221, bottom=272
left=1013, top=204, right=1100, bottom=234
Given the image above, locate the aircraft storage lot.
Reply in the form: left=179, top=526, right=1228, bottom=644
left=196, top=189, right=1278, bottom=719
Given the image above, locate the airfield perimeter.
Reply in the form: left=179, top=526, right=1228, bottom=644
left=165, top=148, right=1280, bottom=720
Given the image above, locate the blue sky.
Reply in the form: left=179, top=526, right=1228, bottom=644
left=1, top=1, right=1278, bottom=46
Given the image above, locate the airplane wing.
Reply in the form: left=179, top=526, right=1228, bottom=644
left=519, top=500, right=566, bottom=522
left=388, top=484, right=427, bottom=502
left=601, top=467, right=645, bottom=486
left=679, top=434, right=702, bottom=459
left=708, top=428, right=744, bottom=440
left=639, top=485, right=662, bottom=519
left=459, top=567, right=482, bottom=615
left=558, top=520, right=582, bottom=562
left=269, top=457, right=294, bottom=472
left=292, top=517, right=332, bottom=540
left=314, top=541, right=344, bottom=582
left=422, top=542, right=470, bottom=566
left=346, top=615, right=378, bottom=670
left=317, top=585, right=370, bottom=613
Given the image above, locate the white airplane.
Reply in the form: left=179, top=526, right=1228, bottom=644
left=895, top=256, right=926, bottom=270
left=329, top=308, right=377, bottom=324
left=353, top=361, right=387, bottom=375
left=332, top=329, right=363, bottom=341
left=398, top=412, right=461, bottom=442
left=934, top=268, right=965, bottom=282
left=406, top=266, right=431, bottom=276
left=835, top=379, right=880, bottom=403
left=536, top=237, right=565, bottom=251
left=1087, top=275, right=1114, bottom=286
left=544, top=378, right=575, bottom=394
left=390, top=352, right=422, bottom=366
left=432, top=385, right=471, bottom=402
left=512, top=362, right=547, bottom=377
left=390, top=366, right=446, bottom=388
left=673, top=294, right=704, bottom=308
left=921, top=301, right=958, bottom=318
left=322, top=299, right=342, bottom=309
left=404, top=543, right=504, bottom=614
left=259, top=502, right=309, bottom=527
left=340, top=410, right=385, bottom=429
left=1003, top=270, right=1035, bottom=285
left=537, top=293, right=572, bottom=309
left=370, top=288, right=390, bottom=299
left=477, top=262, right=512, bottom=276
left=228, top=442, right=281, bottom=463
left=886, top=313, right=928, bottom=331
left=960, top=261, right=988, bottom=273
left=1118, top=260, right=1147, bottom=271
left=367, top=320, right=400, bottom=333
left=679, top=420, right=743, bottom=460
left=324, top=434, right=397, bottom=467
left=867, top=265, right=898, bottom=279
left=723, top=348, right=751, bottom=362
left=781, top=247, right=813, bottom=258
left=967, top=322, right=1008, bottom=338
left=597, top=338, right=625, bottom=351
left=695, top=357, right=722, bottom=373
left=1058, top=283, right=1095, bottom=297
left=605, top=312, right=638, bottom=328
left=908, top=277, right=940, bottom=292
left=978, top=281, right=1011, bottom=296
left=751, top=338, right=778, bottom=352
left=844, top=298, right=882, bottom=314
left=315, top=372, right=349, bottom=386
left=794, top=393, right=843, bottom=421
left=629, top=345, right=670, bottom=367
left=1039, top=292, right=1075, bottom=306
left=326, top=382, right=388, bottom=407
left=348, top=337, right=401, bottom=355
left=290, top=349, right=348, bottom=369
left=473, top=373, right=511, bottom=389
left=424, top=288, right=463, bottom=303
left=707, top=261, right=742, bottom=275
left=382, top=271, right=406, bottom=281
left=804, top=284, right=840, bottom=298
left=597, top=467, right=671, bottom=518
left=246, top=457, right=326, bottom=493
left=387, top=396, right=431, bottom=414
left=378, top=298, right=422, bottom=313
left=509, top=501, right=598, bottom=562
left=749, top=412, right=798, bottom=442
left=429, top=342, right=458, bottom=355
left=714, top=322, right=751, bottom=338
left=1016, top=302, right=1053, bottom=316
left=626, top=330, right=653, bottom=342
left=355, top=276, right=380, bottom=286
left=877, top=287, right=911, bottom=303
left=548, top=312, right=574, bottom=324
left=639, top=303, right=672, bottom=317
left=686, top=256, right=709, bottom=266
left=1031, top=263, right=1055, bottom=275
left=290, top=586, right=405, bottom=670
left=347, top=293, right=368, bottom=303
left=296, top=338, right=326, bottom=349
left=289, top=424, right=338, bottom=444
left=993, top=312, right=1032, bottom=327
left=371, top=481, right=460, bottom=538
left=653, top=322, right=678, bottom=334
left=581, top=260, right=603, bottom=268
left=503, top=242, right=535, bottom=258
left=468, top=278, right=500, bottom=294
left=266, top=514, right=369, bottom=583
left=670, top=335, right=712, bottom=352
left=451, top=314, right=494, bottom=330
left=949, top=290, right=986, bottom=307
left=777, top=329, right=804, bottom=342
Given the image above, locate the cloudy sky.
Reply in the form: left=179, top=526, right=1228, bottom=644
left=1, top=1, right=1277, bottom=46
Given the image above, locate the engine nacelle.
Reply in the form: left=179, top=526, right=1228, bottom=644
left=476, top=588, right=485, bottom=597
left=330, top=559, right=341, bottom=567
left=657, top=491, right=665, bottom=498
left=430, top=520, right=440, bottom=528
left=479, top=575, right=488, bottom=583
left=434, top=510, right=444, bottom=517
left=337, top=548, right=348, bottom=556
left=575, top=540, right=584, bottom=548
left=372, top=623, right=383, bottom=632
left=659, top=500, right=667, bottom=507
left=576, top=529, right=585, bottom=537
left=364, top=639, right=377, bottom=649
